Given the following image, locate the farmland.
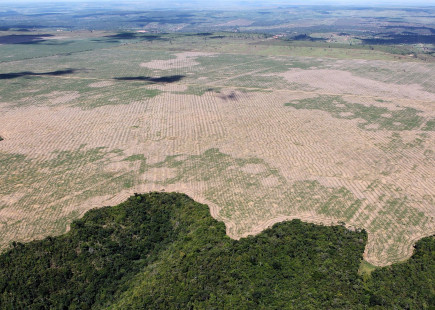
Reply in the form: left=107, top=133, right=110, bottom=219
left=0, top=4, right=434, bottom=268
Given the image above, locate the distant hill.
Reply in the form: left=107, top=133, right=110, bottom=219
left=0, top=192, right=433, bottom=309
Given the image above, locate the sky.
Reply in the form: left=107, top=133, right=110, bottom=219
left=4, top=0, right=435, bottom=4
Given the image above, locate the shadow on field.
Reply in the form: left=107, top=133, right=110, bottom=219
left=289, top=34, right=326, bottom=42
left=218, top=91, right=238, bottom=101
left=102, top=32, right=168, bottom=42
left=184, top=32, right=213, bottom=36
left=105, top=32, right=138, bottom=39
left=0, top=34, right=54, bottom=44
left=114, top=75, right=185, bottom=83
left=0, top=69, right=79, bottom=80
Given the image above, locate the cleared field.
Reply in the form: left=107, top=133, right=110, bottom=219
left=0, top=32, right=434, bottom=266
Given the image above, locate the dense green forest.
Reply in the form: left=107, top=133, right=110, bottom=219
left=0, top=192, right=433, bottom=309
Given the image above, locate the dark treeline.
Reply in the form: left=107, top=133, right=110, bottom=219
left=0, top=192, right=433, bottom=309
left=360, top=34, right=435, bottom=45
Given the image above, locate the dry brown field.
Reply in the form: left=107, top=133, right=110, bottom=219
left=0, top=32, right=434, bottom=266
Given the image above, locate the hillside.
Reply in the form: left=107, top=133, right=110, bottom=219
left=0, top=192, right=433, bottom=309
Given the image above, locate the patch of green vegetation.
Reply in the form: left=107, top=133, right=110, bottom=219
left=377, top=132, right=429, bottom=155
left=246, top=40, right=403, bottom=61
left=221, top=73, right=291, bottom=89
left=235, top=87, right=272, bottom=93
left=286, top=59, right=324, bottom=70
left=123, top=154, right=146, bottom=162
left=0, top=38, right=120, bottom=63
left=79, top=87, right=161, bottom=109
left=191, top=53, right=291, bottom=84
left=285, top=95, right=424, bottom=131
left=422, top=119, right=435, bottom=131
left=359, top=260, right=378, bottom=279
left=141, top=88, right=161, bottom=98
left=0, top=192, right=433, bottom=309
left=196, top=53, right=253, bottom=68
left=52, top=210, right=81, bottom=235
left=0, top=152, right=35, bottom=196
left=177, top=85, right=221, bottom=96
left=424, top=148, right=434, bottom=161
left=0, top=78, right=100, bottom=107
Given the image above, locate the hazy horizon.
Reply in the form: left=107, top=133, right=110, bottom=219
left=2, top=0, right=435, bottom=7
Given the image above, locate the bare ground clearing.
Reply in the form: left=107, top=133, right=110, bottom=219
left=88, top=80, right=115, bottom=88
left=0, top=51, right=434, bottom=266
left=278, top=69, right=435, bottom=102
left=140, top=52, right=216, bottom=70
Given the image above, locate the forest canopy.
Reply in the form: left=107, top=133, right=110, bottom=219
left=0, top=192, right=433, bottom=309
